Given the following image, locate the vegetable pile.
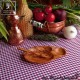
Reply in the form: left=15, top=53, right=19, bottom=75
left=28, top=3, right=80, bottom=26
left=28, top=2, right=80, bottom=40
left=32, top=5, right=66, bottom=23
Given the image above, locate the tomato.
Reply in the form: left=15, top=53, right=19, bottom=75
left=34, top=12, right=45, bottom=22
left=45, top=13, right=55, bottom=23
left=44, top=6, right=52, bottom=14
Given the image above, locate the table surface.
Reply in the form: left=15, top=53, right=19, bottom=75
left=0, top=34, right=80, bottom=80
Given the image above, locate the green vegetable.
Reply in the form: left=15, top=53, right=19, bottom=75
left=29, top=34, right=58, bottom=41
left=28, top=3, right=45, bottom=10
left=61, top=0, right=71, bottom=8
left=66, top=11, right=80, bottom=25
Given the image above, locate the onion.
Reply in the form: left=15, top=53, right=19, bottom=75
left=62, top=26, right=77, bottom=39
left=53, top=8, right=66, bottom=22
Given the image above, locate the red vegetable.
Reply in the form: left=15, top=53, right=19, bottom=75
left=53, top=8, right=66, bottom=22
left=45, top=13, right=55, bottom=23
left=34, top=12, right=45, bottom=22
left=44, top=6, right=52, bottom=14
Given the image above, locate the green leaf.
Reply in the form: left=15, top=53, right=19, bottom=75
left=0, top=21, right=9, bottom=41
left=0, top=25, right=8, bottom=41
left=0, top=22, right=9, bottom=35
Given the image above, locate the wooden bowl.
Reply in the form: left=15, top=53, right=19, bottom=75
left=37, top=20, right=65, bottom=34
left=19, top=46, right=66, bottom=64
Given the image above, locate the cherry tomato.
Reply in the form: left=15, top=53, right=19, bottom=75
left=34, top=12, right=45, bottom=22
left=45, top=13, right=55, bottom=23
left=44, top=6, right=52, bottom=14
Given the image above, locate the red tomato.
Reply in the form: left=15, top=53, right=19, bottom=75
left=45, top=13, right=55, bottom=23
left=34, top=12, right=45, bottom=22
left=44, top=6, right=52, bottom=14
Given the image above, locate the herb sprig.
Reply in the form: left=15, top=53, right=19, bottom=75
left=29, top=34, right=59, bottom=41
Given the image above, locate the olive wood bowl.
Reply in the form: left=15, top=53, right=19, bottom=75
left=18, top=46, right=66, bottom=64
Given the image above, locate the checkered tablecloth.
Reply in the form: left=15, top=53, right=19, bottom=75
left=0, top=34, right=80, bottom=80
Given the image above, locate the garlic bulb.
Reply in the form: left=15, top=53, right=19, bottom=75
left=62, top=26, right=77, bottom=39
